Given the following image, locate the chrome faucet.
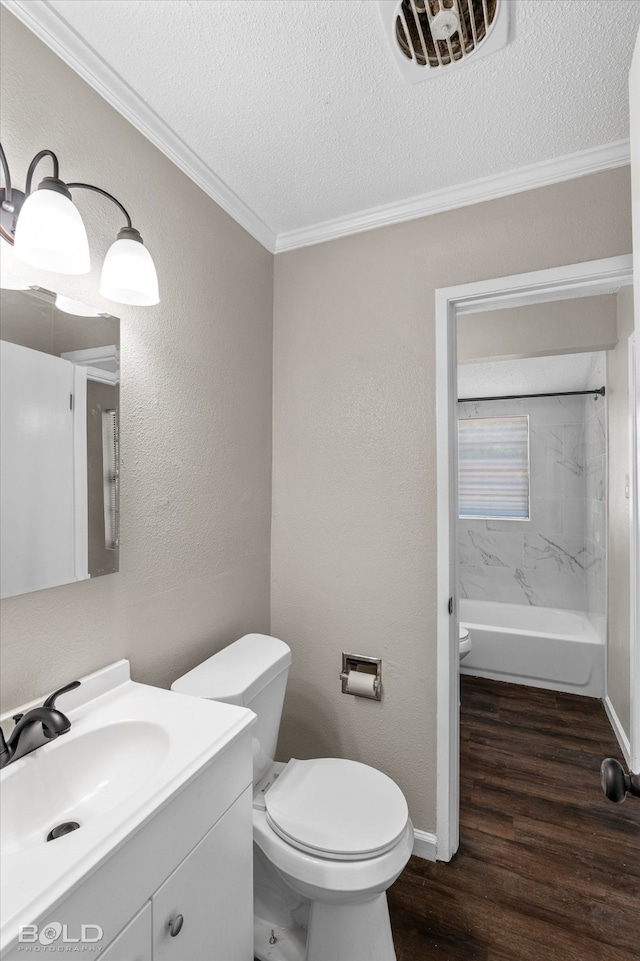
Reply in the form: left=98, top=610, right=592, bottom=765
left=0, top=680, right=81, bottom=769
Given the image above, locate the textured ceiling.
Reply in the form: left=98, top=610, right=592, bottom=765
left=24, top=1, right=640, bottom=234
left=458, top=351, right=606, bottom=399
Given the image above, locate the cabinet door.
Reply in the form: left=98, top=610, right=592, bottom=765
left=101, top=902, right=152, bottom=961
left=152, top=787, right=253, bottom=961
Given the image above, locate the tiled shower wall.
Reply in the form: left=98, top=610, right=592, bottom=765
left=458, top=391, right=607, bottom=617
left=584, top=394, right=607, bottom=634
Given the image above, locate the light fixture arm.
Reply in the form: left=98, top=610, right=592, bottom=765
left=0, top=141, right=159, bottom=304
left=24, top=149, right=61, bottom=195
left=66, top=182, right=133, bottom=231
left=0, top=143, right=14, bottom=209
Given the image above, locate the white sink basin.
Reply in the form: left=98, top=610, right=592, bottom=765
left=0, top=659, right=255, bottom=956
left=1, top=720, right=170, bottom=853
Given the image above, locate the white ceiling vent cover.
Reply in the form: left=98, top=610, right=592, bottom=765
left=377, top=0, right=510, bottom=83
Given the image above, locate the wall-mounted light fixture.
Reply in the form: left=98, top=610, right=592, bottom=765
left=0, top=144, right=159, bottom=306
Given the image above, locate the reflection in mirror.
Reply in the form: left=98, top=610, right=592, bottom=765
left=0, top=284, right=119, bottom=599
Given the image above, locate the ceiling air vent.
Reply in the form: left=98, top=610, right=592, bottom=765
left=377, top=0, right=510, bottom=83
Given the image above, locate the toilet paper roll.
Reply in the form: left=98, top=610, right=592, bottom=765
left=346, top=670, right=377, bottom=698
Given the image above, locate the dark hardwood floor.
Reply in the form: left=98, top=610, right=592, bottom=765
left=388, top=676, right=640, bottom=961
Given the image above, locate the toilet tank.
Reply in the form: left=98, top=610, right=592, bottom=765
left=171, top=634, right=292, bottom=783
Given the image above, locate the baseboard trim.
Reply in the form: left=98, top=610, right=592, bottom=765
left=603, top=695, right=631, bottom=766
left=412, top=829, right=437, bottom=861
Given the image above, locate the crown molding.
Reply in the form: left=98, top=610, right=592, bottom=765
left=1, top=0, right=276, bottom=252
left=2, top=1, right=630, bottom=258
left=275, top=140, right=631, bottom=253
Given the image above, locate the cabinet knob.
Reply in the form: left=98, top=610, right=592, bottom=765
left=168, top=914, right=184, bottom=938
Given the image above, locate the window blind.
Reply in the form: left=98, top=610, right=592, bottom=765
left=458, top=415, right=530, bottom=520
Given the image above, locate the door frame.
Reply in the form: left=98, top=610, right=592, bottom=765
left=434, top=253, right=634, bottom=861
left=629, top=331, right=639, bottom=773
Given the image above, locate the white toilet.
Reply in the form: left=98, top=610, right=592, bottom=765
left=459, top=624, right=472, bottom=661
left=172, top=634, right=414, bottom=961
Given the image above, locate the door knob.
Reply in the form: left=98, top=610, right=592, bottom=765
left=600, top=758, right=640, bottom=803
left=167, top=914, right=184, bottom=937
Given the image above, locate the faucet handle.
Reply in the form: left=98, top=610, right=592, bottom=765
left=43, top=680, right=81, bottom=711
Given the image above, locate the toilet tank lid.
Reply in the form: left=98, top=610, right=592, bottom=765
left=171, top=634, right=292, bottom=705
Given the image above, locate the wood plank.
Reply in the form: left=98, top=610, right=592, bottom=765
left=389, top=676, right=640, bottom=961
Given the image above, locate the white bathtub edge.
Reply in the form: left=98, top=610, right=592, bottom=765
left=603, top=696, right=632, bottom=767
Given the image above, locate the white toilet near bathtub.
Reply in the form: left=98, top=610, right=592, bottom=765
left=459, top=624, right=472, bottom=661
left=171, top=634, right=413, bottom=961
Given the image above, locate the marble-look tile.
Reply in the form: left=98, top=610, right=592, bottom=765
left=530, top=496, right=564, bottom=533
left=586, top=352, right=606, bottom=385
left=458, top=399, right=525, bottom=418
left=585, top=455, right=606, bottom=502
left=585, top=497, right=606, bottom=548
left=530, top=426, right=564, bottom=499
left=458, top=530, right=524, bottom=568
left=483, top=517, right=530, bottom=533
left=458, top=564, right=487, bottom=600
left=561, top=424, right=586, bottom=475
left=523, top=534, right=588, bottom=574
left=527, top=395, right=586, bottom=427
left=482, top=566, right=539, bottom=605
left=458, top=518, right=492, bottom=532
left=459, top=565, right=586, bottom=609
left=563, top=497, right=584, bottom=537
left=585, top=408, right=606, bottom=461
left=587, top=584, right=606, bottom=617
left=585, top=544, right=606, bottom=602
left=512, top=569, right=586, bottom=610
left=562, top=463, right=586, bottom=501
left=456, top=390, right=608, bottom=616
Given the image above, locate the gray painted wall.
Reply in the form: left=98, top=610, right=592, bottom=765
left=0, top=6, right=633, bottom=838
left=272, top=169, right=632, bottom=833
left=0, top=10, right=273, bottom=710
left=457, top=295, right=618, bottom=364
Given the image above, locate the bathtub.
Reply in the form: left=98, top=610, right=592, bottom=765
left=459, top=599, right=604, bottom=697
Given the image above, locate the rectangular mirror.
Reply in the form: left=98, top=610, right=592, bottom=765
left=0, top=285, right=119, bottom=599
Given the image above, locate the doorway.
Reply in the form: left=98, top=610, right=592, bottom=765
left=434, top=254, right=635, bottom=861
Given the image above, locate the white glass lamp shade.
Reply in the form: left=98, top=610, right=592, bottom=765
left=100, top=234, right=159, bottom=306
left=14, top=187, right=90, bottom=274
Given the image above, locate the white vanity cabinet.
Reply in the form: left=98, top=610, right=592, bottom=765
left=100, top=904, right=152, bottom=961
left=152, top=792, right=251, bottom=960
left=99, top=789, right=253, bottom=961
left=2, top=731, right=254, bottom=961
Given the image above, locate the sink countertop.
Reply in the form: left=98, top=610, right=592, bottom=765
left=0, top=659, right=255, bottom=955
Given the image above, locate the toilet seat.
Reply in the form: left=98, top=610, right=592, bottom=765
left=264, top=758, right=409, bottom=862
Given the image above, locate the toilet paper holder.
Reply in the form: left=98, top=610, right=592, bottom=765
left=340, top=653, right=382, bottom=700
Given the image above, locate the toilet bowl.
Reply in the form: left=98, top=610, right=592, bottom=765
left=459, top=625, right=472, bottom=661
left=172, top=634, right=413, bottom=961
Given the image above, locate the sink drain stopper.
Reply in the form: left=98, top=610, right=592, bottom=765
left=46, top=821, right=80, bottom=841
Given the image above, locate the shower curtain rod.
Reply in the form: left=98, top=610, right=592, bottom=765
left=458, top=386, right=606, bottom=403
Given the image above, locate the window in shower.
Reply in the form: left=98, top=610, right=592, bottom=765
left=458, top=415, right=530, bottom=520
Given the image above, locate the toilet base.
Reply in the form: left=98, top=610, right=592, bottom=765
left=254, top=860, right=397, bottom=961
left=306, top=893, right=396, bottom=961
left=254, top=890, right=396, bottom=961
left=254, top=914, right=306, bottom=961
